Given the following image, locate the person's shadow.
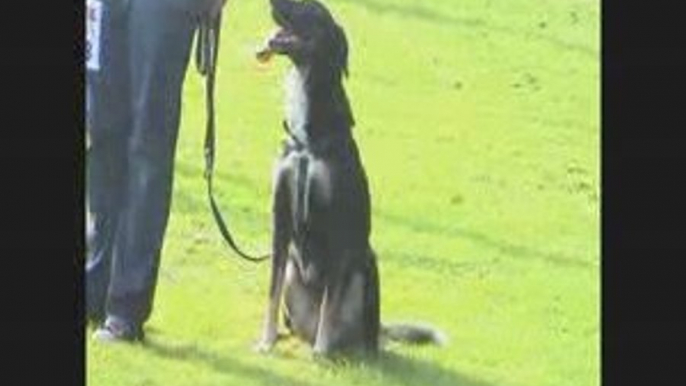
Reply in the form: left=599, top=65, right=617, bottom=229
left=143, top=332, right=499, bottom=386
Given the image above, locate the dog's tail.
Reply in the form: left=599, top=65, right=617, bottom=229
left=381, top=322, right=447, bottom=346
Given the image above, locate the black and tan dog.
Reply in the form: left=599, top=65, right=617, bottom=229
left=255, top=0, right=444, bottom=357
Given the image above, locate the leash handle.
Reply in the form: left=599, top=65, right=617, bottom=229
left=199, top=13, right=270, bottom=263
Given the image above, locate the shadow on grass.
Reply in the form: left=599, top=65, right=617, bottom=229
left=172, top=160, right=269, bottom=219
left=337, top=0, right=596, bottom=57
left=142, top=337, right=316, bottom=386
left=373, top=351, right=497, bottom=386
left=318, top=351, right=499, bottom=386
left=175, top=160, right=265, bottom=190
left=376, top=210, right=596, bottom=270
left=143, top=335, right=497, bottom=386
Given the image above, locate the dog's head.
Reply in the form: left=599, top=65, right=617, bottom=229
left=257, top=0, right=349, bottom=77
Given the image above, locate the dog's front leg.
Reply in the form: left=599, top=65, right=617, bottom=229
left=255, top=165, right=292, bottom=353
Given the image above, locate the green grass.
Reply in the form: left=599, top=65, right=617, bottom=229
left=87, top=0, right=600, bottom=385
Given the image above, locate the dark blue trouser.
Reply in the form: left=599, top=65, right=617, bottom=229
left=86, top=0, right=210, bottom=326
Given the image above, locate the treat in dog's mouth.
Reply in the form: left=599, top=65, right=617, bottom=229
left=255, top=28, right=299, bottom=63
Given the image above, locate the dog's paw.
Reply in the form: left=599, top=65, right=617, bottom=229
left=253, top=337, right=277, bottom=354
left=312, top=342, right=332, bottom=358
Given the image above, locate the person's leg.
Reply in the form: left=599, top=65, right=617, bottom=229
left=85, top=0, right=132, bottom=324
left=103, top=0, right=199, bottom=330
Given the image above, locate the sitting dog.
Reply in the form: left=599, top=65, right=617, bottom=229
left=255, top=0, right=444, bottom=356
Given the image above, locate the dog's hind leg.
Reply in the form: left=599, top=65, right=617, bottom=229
left=283, top=258, right=321, bottom=344
left=362, top=250, right=381, bottom=353
left=311, top=282, right=343, bottom=356
left=312, top=260, right=367, bottom=356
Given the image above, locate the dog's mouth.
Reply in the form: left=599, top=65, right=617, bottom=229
left=256, top=0, right=306, bottom=63
left=255, top=27, right=300, bottom=63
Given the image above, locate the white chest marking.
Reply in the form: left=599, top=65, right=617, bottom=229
left=285, top=68, right=309, bottom=142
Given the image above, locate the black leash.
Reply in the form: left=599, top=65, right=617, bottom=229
left=196, top=12, right=269, bottom=263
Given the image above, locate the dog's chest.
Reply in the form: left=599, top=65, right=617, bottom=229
left=285, top=68, right=309, bottom=142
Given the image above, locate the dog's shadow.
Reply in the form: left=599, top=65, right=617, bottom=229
left=143, top=330, right=499, bottom=386
left=329, top=350, right=500, bottom=386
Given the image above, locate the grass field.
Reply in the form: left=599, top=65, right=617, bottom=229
left=86, top=0, right=600, bottom=385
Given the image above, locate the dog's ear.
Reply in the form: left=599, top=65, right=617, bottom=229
left=330, top=22, right=349, bottom=77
